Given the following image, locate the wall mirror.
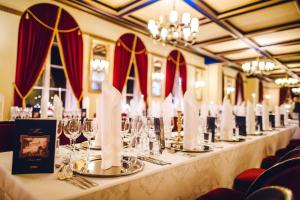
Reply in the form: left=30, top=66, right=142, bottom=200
left=224, top=75, right=235, bottom=103
left=151, top=56, right=165, bottom=97
left=89, top=39, right=110, bottom=93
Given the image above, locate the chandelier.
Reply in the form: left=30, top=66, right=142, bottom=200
left=275, top=77, right=298, bottom=87
left=292, top=88, right=300, bottom=95
left=242, top=58, right=275, bottom=74
left=147, top=0, right=199, bottom=46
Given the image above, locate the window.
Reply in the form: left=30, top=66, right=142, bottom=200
left=122, top=65, right=140, bottom=104
left=26, top=38, right=75, bottom=113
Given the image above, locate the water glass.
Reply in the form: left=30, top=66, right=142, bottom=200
left=82, top=118, right=97, bottom=160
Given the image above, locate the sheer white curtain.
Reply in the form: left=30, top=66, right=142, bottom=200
left=65, top=82, right=78, bottom=110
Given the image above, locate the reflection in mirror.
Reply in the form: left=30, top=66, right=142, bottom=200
left=152, top=57, right=164, bottom=97
left=90, top=40, right=109, bottom=92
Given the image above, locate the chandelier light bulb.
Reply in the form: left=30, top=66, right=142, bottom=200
left=148, top=19, right=156, bottom=30
left=160, top=28, right=168, bottom=40
left=182, top=13, right=191, bottom=25
left=172, top=31, right=179, bottom=39
left=183, top=27, right=191, bottom=40
left=258, top=61, right=265, bottom=70
left=169, top=10, right=178, bottom=24
left=190, top=17, right=199, bottom=33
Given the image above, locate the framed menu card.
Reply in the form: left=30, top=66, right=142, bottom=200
left=12, top=119, right=57, bottom=174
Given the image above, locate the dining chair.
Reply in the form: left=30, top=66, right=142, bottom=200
left=247, top=158, right=300, bottom=200
left=246, top=186, right=293, bottom=200
left=233, top=147, right=300, bottom=193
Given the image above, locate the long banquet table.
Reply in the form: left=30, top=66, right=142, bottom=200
left=0, top=125, right=297, bottom=200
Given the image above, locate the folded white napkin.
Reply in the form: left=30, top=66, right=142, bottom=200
left=246, top=101, right=256, bottom=134
left=209, top=103, right=219, bottom=117
left=129, top=96, right=144, bottom=117
left=200, top=102, right=208, bottom=128
left=82, top=96, right=90, bottom=118
left=150, top=101, right=161, bottom=118
left=280, top=104, right=288, bottom=125
left=262, top=102, right=270, bottom=130
left=95, top=96, right=101, bottom=147
left=220, top=99, right=234, bottom=140
left=162, top=94, right=174, bottom=125
left=53, top=95, right=63, bottom=120
left=275, top=106, right=281, bottom=127
left=99, top=81, right=122, bottom=169
left=234, top=104, right=246, bottom=116
left=183, top=90, right=199, bottom=150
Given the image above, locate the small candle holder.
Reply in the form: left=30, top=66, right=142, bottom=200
left=176, top=110, right=183, bottom=144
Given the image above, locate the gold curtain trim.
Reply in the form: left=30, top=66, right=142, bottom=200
left=56, top=10, right=83, bottom=106
left=118, top=39, right=147, bottom=55
left=168, top=55, right=185, bottom=66
left=27, top=9, right=79, bottom=33
left=15, top=8, right=62, bottom=108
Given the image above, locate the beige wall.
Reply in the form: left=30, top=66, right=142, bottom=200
left=0, top=11, right=18, bottom=120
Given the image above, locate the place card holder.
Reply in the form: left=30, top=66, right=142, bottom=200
left=280, top=114, right=285, bottom=127
left=269, top=114, right=275, bottom=128
left=235, top=116, right=246, bottom=136
left=154, top=117, right=165, bottom=153
left=12, top=119, right=57, bottom=174
left=256, top=116, right=263, bottom=131
left=207, top=117, right=215, bottom=142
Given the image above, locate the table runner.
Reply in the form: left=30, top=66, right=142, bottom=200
left=0, top=126, right=296, bottom=200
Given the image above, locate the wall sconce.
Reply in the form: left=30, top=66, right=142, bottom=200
left=265, top=94, right=271, bottom=100
left=152, top=72, right=165, bottom=81
left=226, top=86, right=235, bottom=94
left=92, top=59, right=109, bottom=72
left=194, top=80, right=205, bottom=89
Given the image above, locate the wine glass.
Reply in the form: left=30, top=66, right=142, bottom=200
left=56, top=120, right=64, bottom=156
left=64, top=119, right=81, bottom=152
left=82, top=118, right=97, bottom=161
left=163, top=117, right=174, bottom=146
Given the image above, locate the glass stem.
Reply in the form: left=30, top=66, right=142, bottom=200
left=87, top=138, right=91, bottom=161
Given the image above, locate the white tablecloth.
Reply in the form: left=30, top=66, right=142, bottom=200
left=0, top=126, right=297, bottom=200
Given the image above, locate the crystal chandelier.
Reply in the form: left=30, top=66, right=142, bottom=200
left=242, top=58, right=275, bottom=74
left=292, top=88, right=300, bottom=95
left=275, top=77, right=298, bottom=87
left=147, top=0, right=199, bottom=46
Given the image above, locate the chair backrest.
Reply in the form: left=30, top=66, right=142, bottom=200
left=0, top=94, right=4, bottom=121
left=247, top=158, right=300, bottom=200
left=0, top=122, right=15, bottom=152
left=278, top=148, right=300, bottom=163
left=246, top=186, right=293, bottom=200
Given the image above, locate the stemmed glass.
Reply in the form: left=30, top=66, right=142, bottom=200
left=82, top=118, right=97, bottom=161
left=163, top=117, right=174, bottom=147
left=64, top=118, right=81, bottom=153
left=56, top=120, right=64, bottom=156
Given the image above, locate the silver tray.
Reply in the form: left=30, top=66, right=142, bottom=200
left=168, top=145, right=213, bottom=153
left=72, top=156, right=144, bottom=177
left=80, top=141, right=101, bottom=150
left=216, top=138, right=246, bottom=142
left=247, top=132, right=264, bottom=136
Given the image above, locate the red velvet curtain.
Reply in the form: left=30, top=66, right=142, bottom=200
left=57, top=9, right=83, bottom=104
left=235, top=73, right=245, bottom=105
left=165, top=50, right=187, bottom=97
left=14, top=3, right=83, bottom=107
left=222, top=72, right=225, bottom=101
left=14, top=4, right=58, bottom=107
left=258, top=80, right=264, bottom=103
left=279, top=87, right=290, bottom=105
left=113, top=33, right=148, bottom=102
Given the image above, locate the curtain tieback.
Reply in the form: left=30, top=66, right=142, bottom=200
left=13, top=83, right=26, bottom=108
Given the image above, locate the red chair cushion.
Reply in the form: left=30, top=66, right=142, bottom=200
left=233, top=168, right=266, bottom=193
left=260, top=155, right=280, bottom=169
left=197, top=188, right=245, bottom=200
